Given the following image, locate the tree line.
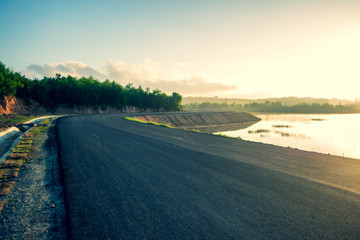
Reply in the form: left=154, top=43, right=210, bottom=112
left=185, top=101, right=360, bottom=113
left=0, top=61, right=183, bottom=111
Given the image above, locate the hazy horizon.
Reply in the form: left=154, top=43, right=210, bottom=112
left=1, top=0, right=359, bottom=100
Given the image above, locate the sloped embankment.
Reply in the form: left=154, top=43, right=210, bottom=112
left=134, top=112, right=260, bottom=128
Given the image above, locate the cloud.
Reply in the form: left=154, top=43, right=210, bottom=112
left=149, top=77, right=235, bottom=95
left=106, top=60, right=159, bottom=85
left=27, top=61, right=107, bottom=80
left=25, top=60, right=235, bottom=95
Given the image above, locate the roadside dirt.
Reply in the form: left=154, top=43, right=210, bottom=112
left=0, top=96, right=44, bottom=116
left=0, top=122, right=67, bottom=239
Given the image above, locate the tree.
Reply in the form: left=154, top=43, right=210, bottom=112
left=0, top=60, right=184, bottom=112
left=0, top=61, right=24, bottom=96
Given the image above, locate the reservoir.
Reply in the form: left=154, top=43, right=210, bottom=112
left=217, top=113, right=360, bottom=160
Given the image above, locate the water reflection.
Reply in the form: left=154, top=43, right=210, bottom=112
left=311, top=118, right=326, bottom=121
left=273, top=125, right=292, bottom=128
left=249, top=129, right=270, bottom=134
left=217, top=114, right=360, bottom=160
left=194, top=121, right=258, bottom=134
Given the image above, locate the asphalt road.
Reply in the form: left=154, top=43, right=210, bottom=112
left=57, top=114, right=360, bottom=239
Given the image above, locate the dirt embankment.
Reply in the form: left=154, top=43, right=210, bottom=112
left=0, top=95, right=150, bottom=116
left=134, top=112, right=260, bottom=128
left=0, top=96, right=42, bottom=115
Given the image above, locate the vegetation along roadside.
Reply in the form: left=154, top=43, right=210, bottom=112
left=124, top=116, right=174, bottom=128
left=0, top=114, right=38, bottom=132
left=0, top=118, right=51, bottom=212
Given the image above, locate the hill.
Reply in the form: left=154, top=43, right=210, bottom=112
left=183, top=96, right=355, bottom=106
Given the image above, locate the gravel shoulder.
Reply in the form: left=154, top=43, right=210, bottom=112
left=0, top=121, right=67, bottom=239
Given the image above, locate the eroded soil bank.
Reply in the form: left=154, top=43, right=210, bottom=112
left=133, top=112, right=260, bottom=128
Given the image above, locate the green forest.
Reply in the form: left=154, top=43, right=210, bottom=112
left=0, top=61, right=182, bottom=111
left=185, top=101, right=360, bottom=113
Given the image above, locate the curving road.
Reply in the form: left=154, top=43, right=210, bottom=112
left=57, top=114, right=360, bottom=239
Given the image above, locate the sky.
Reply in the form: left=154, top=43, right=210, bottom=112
left=1, top=0, right=359, bottom=99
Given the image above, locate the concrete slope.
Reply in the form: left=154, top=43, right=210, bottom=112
left=133, top=111, right=260, bottom=128
left=57, top=114, right=360, bottom=240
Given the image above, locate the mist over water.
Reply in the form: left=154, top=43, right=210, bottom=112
left=217, top=114, right=360, bottom=160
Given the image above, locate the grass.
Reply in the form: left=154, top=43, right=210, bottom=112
left=0, top=114, right=38, bottom=131
left=182, top=128, right=201, bottom=133
left=124, top=116, right=173, bottom=128
left=0, top=118, right=53, bottom=210
left=12, top=144, right=31, bottom=153
left=216, top=133, right=242, bottom=140
left=30, top=126, right=48, bottom=136
left=273, top=125, right=291, bottom=128
left=248, top=129, right=270, bottom=134
left=41, top=118, right=51, bottom=125
left=0, top=114, right=36, bottom=124
left=311, top=118, right=326, bottom=121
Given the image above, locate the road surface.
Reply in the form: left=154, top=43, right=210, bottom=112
left=57, top=114, right=360, bottom=239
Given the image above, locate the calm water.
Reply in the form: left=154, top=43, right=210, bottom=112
left=217, top=114, right=360, bottom=160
